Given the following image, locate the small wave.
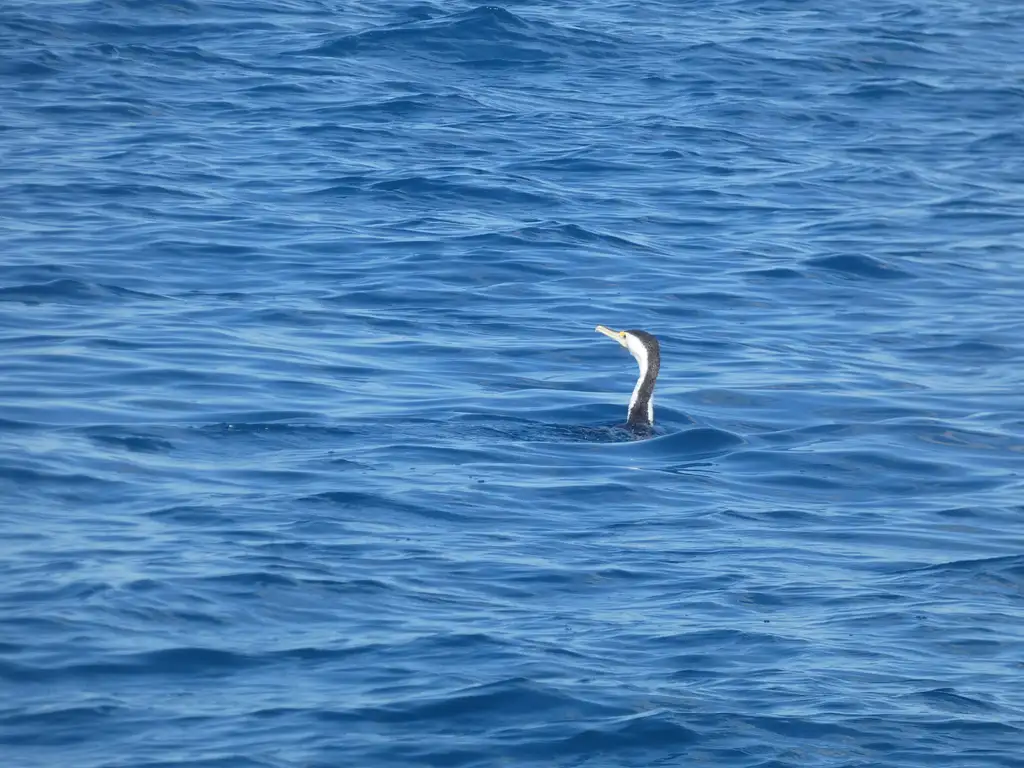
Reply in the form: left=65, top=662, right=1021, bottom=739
left=550, top=711, right=701, bottom=756
left=805, top=254, right=914, bottom=280
left=357, top=675, right=625, bottom=725
left=298, top=4, right=620, bottom=68
left=903, top=340, right=1017, bottom=362
left=300, top=490, right=472, bottom=523
left=0, top=279, right=162, bottom=305
left=896, top=554, right=1024, bottom=578
left=0, top=646, right=254, bottom=683
left=643, top=427, right=746, bottom=458
left=0, top=58, right=60, bottom=78
left=368, top=174, right=555, bottom=205
left=301, top=6, right=539, bottom=60
left=902, top=687, right=1001, bottom=715
left=198, top=415, right=337, bottom=432
left=745, top=266, right=806, bottom=280
left=85, top=431, right=175, bottom=454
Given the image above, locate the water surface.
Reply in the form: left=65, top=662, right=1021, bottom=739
left=2, top=1, right=1023, bottom=766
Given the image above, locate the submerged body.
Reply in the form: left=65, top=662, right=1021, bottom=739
left=595, top=325, right=661, bottom=429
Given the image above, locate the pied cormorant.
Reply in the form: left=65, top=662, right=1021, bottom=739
left=595, top=325, right=661, bottom=429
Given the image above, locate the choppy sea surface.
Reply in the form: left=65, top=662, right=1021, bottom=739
left=3, top=1, right=1024, bottom=766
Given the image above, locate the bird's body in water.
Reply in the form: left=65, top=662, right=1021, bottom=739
left=595, top=325, right=661, bottom=432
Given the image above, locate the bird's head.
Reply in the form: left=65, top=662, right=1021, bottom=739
left=595, top=325, right=659, bottom=367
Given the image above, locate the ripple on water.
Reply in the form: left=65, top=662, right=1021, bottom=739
left=2, top=0, right=1024, bottom=767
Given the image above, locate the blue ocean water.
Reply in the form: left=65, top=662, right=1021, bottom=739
left=2, top=0, right=1024, bottom=765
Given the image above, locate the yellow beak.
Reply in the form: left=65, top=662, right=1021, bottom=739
left=595, top=325, right=628, bottom=347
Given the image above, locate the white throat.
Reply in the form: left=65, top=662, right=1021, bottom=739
left=625, top=335, right=653, bottom=423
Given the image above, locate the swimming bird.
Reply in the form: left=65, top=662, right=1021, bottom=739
left=595, top=325, right=661, bottom=429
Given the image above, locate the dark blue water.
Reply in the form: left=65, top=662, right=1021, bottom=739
left=3, top=1, right=1024, bottom=765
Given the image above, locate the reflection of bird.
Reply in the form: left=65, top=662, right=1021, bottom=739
left=595, top=325, right=661, bottom=429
